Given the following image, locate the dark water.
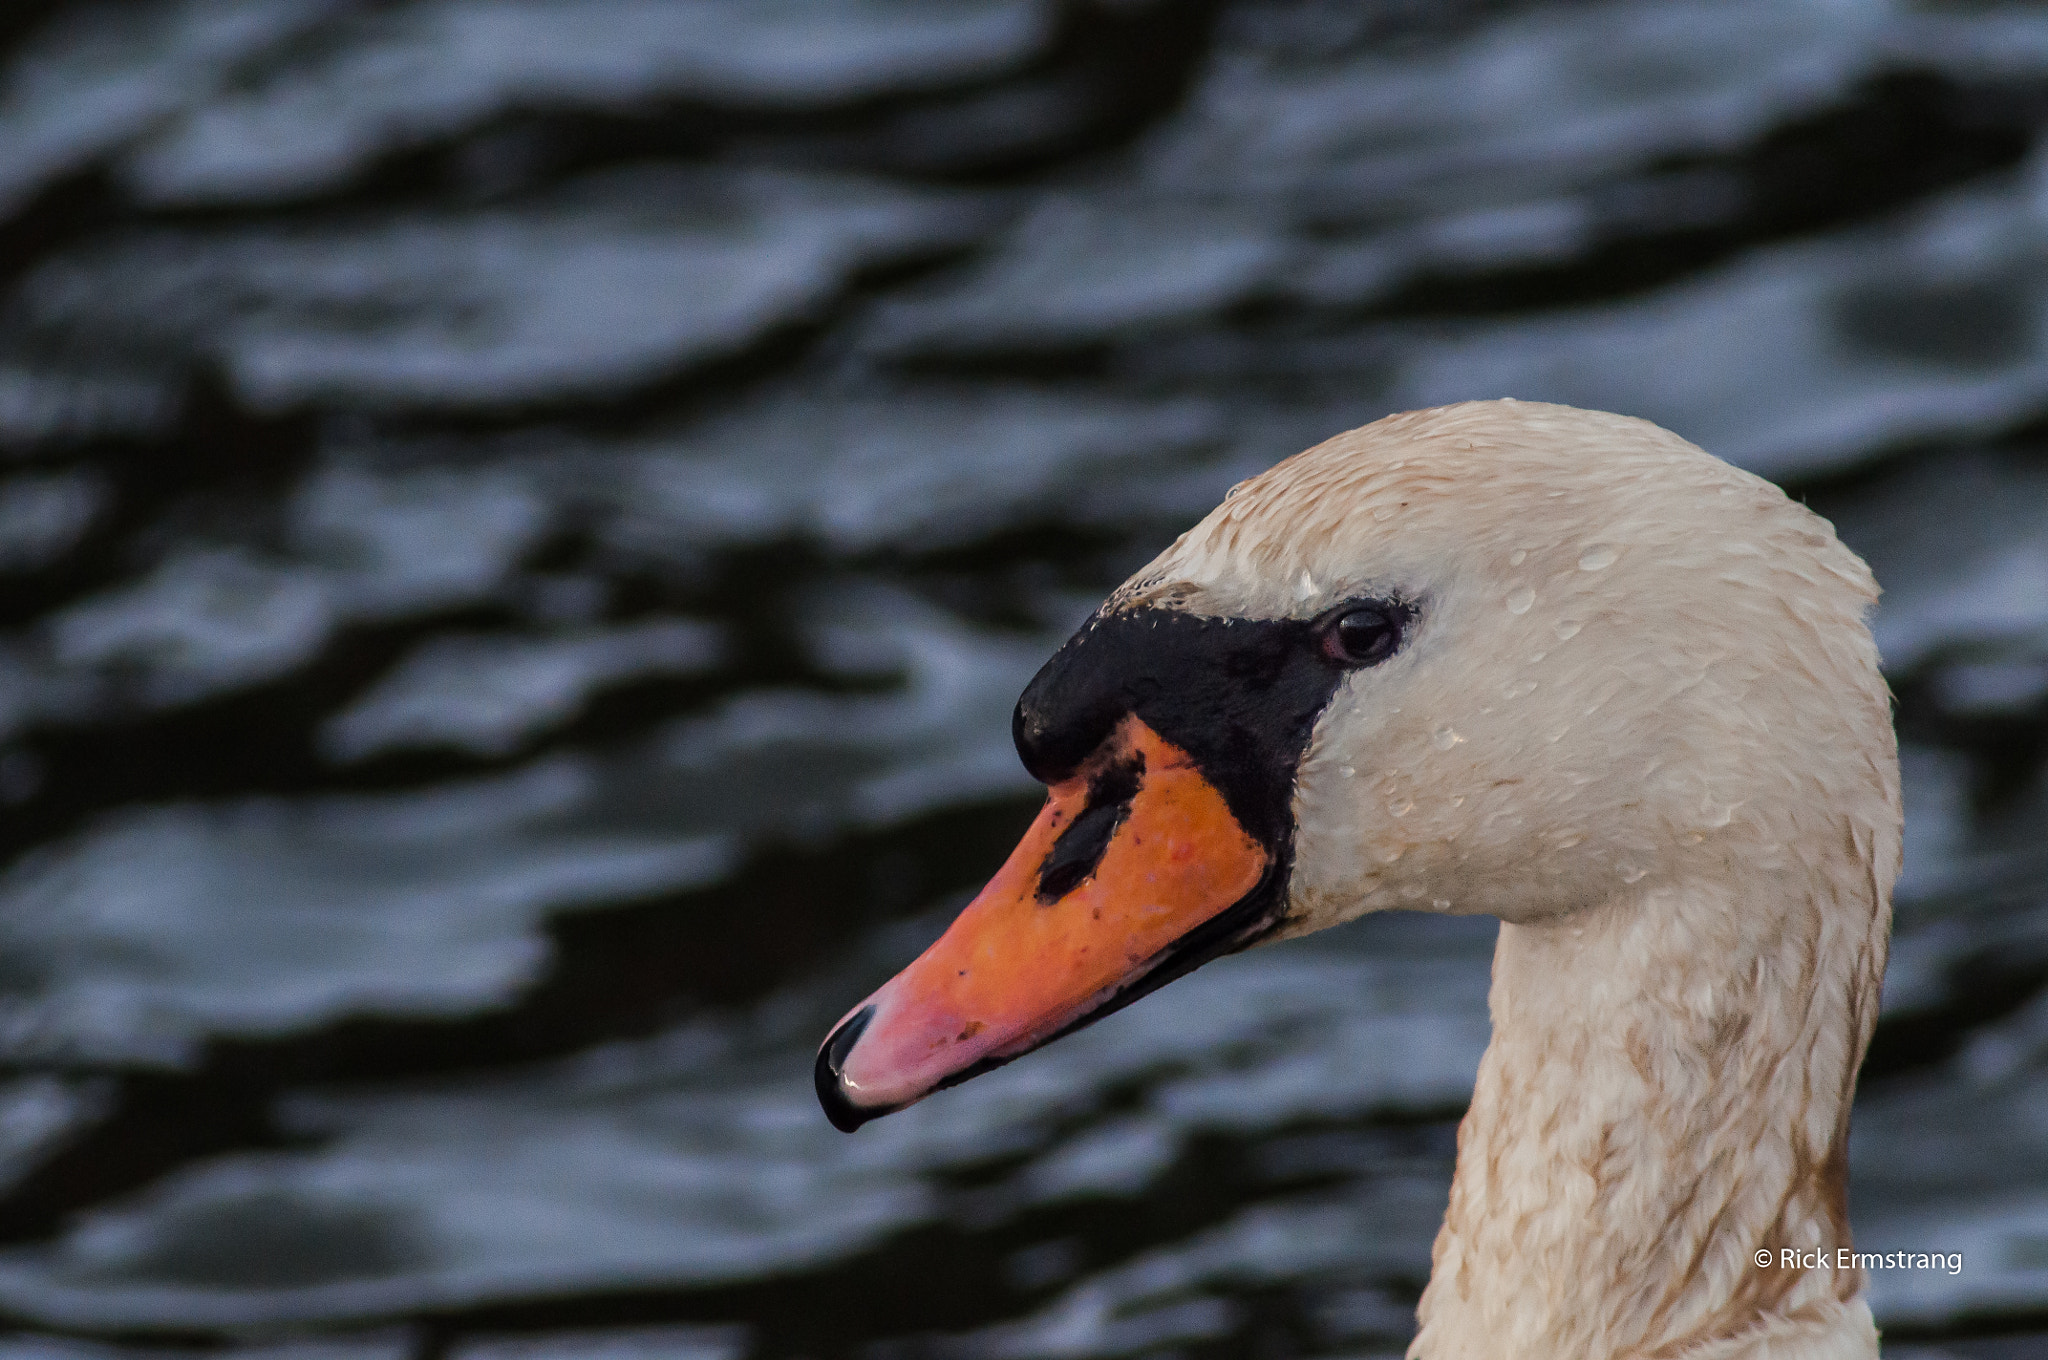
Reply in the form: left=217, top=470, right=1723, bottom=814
left=0, top=1, right=2041, bottom=1357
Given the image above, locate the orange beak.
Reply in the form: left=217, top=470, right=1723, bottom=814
left=816, top=714, right=1271, bottom=1130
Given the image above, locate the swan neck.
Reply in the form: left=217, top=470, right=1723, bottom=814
left=1412, top=864, right=1888, bottom=1360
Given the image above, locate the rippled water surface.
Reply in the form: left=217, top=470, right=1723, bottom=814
left=0, top=1, right=2043, bottom=1356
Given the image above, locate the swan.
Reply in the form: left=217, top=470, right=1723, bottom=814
left=815, top=400, right=1899, bottom=1360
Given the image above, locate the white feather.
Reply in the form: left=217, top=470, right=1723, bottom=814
left=1117, top=401, right=1897, bottom=1360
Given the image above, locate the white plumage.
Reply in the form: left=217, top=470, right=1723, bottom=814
left=1125, top=400, right=1898, bottom=1359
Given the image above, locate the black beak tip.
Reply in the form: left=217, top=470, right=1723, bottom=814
left=815, top=1004, right=880, bottom=1133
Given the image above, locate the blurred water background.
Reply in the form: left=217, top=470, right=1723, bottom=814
left=0, top=1, right=2041, bottom=1357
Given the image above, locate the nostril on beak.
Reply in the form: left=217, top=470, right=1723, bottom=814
left=815, top=1004, right=878, bottom=1132
left=1035, top=749, right=1144, bottom=903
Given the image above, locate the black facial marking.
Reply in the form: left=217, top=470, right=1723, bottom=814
left=1035, top=749, right=1144, bottom=903
left=1015, top=606, right=1377, bottom=850
left=1009, top=599, right=1410, bottom=1007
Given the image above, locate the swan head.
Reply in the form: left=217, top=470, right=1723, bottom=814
left=817, top=399, right=1895, bottom=1131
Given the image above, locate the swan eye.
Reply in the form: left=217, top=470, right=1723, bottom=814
left=1321, top=604, right=1403, bottom=667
